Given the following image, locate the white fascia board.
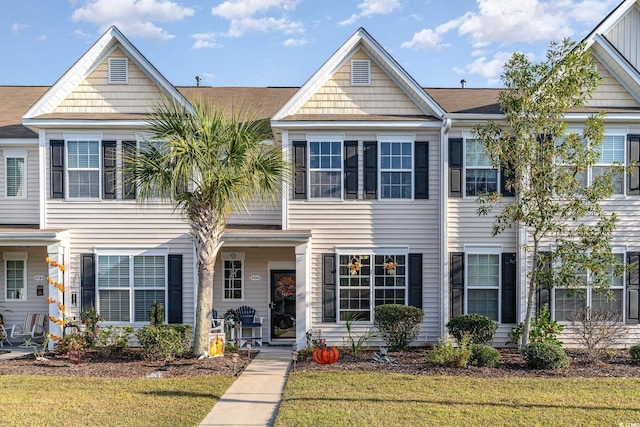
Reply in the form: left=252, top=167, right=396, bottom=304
left=271, top=120, right=442, bottom=129
left=0, top=230, right=69, bottom=245
left=564, top=113, right=640, bottom=122
left=0, top=138, right=38, bottom=145
left=23, top=119, right=150, bottom=129
left=446, top=113, right=504, bottom=121
left=584, top=0, right=638, bottom=49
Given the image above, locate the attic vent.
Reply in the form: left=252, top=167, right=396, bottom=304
left=351, top=60, right=370, bottom=86
left=108, top=57, right=128, bottom=84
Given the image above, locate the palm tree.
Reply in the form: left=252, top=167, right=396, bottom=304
left=132, top=97, right=288, bottom=355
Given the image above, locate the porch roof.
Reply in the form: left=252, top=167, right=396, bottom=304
left=0, top=228, right=70, bottom=245
left=222, top=228, right=311, bottom=247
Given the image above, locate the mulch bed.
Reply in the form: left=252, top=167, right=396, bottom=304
left=1, top=346, right=639, bottom=378
left=292, top=347, right=640, bottom=378
left=0, top=348, right=256, bottom=378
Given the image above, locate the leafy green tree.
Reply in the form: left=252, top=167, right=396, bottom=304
left=474, top=39, right=624, bottom=349
left=132, top=98, right=288, bottom=355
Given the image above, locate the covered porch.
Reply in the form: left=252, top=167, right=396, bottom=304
left=212, top=228, right=311, bottom=349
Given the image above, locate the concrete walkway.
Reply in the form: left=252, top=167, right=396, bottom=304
left=199, top=347, right=293, bottom=427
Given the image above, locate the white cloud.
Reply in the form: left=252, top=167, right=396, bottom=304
left=37, top=35, right=47, bottom=41
left=212, top=0, right=303, bottom=37
left=71, top=0, right=195, bottom=43
left=402, top=0, right=619, bottom=51
left=282, top=37, right=307, bottom=47
left=454, top=51, right=535, bottom=85
left=340, top=0, right=401, bottom=26
left=73, top=29, right=94, bottom=40
left=191, top=32, right=221, bottom=49
left=11, top=22, right=29, bottom=34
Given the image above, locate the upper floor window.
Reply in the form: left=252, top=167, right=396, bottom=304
left=309, top=140, right=342, bottom=198
left=465, top=139, right=497, bottom=197
left=593, top=135, right=624, bottom=195
left=4, top=150, right=27, bottom=198
left=67, top=140, right=100, bottom=198
left=4, top=252, right=27, bottom=300
left=380, top=141, right=412, bottom=199
left=222, top=252, right=244, bottom=301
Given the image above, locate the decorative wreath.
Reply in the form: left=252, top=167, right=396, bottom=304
left=383, top=257, right=397, bottom=274
left=348, top=257, right=362, bottom=275
left=276, top=276, right=296, bottom=297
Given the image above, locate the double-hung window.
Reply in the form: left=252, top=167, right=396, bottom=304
left=337, top=250, right=407, bottom=321
left=380, top=139, right=413, bottom=199
left=97, top=251, right=167, bottom=322
left=593, top=135, right=625, bottom=195
left=465, top=248, right=501, bottom=321
left=465, top=139, right=497, bottom=196
left=309, top=138, right=342, bottom=198
left=67, top=139, right=100, bottom=198
left=4, top=252, right=27, bottom=300
left=222, top=252, right=244, bottom=300
left=4, top=150, right=27, bottom=198
left=553, top=253, right=624, bottom=321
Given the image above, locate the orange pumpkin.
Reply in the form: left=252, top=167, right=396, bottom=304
left=313, top=340, right=339, bottom=365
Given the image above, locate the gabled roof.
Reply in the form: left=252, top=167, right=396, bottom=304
left=23, top=26, right=191, bottom=120
left=583, top=0, right=638, bottom=49
left=272, top=27, right=445, bottom=121
left=0, top=86, right=48, bottom=138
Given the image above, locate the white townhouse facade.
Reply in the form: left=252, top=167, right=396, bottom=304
left=2, top=0, right=640, bottom=348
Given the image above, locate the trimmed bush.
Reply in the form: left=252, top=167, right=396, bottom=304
left=468, top=344, right=500, bottom=367
left=55, top=333, right=87, bottom=355
left=629, top=344, right=640, bottom=364
left=446, top=314, right=498, bottom=345
left=374, top=304, right=424, bottom=351
left=522, top=342, right=570, bottom=370
left=427, top=337, right=470, bottom=367
left=135, top=324, right=192, bottom=361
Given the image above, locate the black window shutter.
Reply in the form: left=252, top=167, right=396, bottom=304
left=414, top=142, right=429, bottom=199
left=500, top=164, right=515, bottom=197
left=448, top=138, right=463, bottom=197
left=629, top=136, right=640, bottom=195
left=50, top=140, right=65, bottom=199
left=501, top=252, right=517, bottom=323
left=450, top=252, right=464, bottom=318
left=408, top=253, right=423, bottom=309
left=293, top=141, right=307, bottom=199
left=102, top=141, right=116, bottom=199
left=81, top=253, right=96, bottom=311
left=344, top=141, right=358, bottom=199
left=122, top=141, right=137, bottom=199
left=536, top=251, right=551, bottom=317
left=363, top=141, right=377, bottom=199
left=627, top=252, right=640, bottom=325
left=168, top=254, right=183, bottom=324
left=323, top=253, right=336, bottom=322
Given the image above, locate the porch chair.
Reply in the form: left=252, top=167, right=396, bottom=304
left=211, top=309, right=225, bottom=334
left=236, top=305, right=263, bottom=347
left=10, top=313, right=46, bottom=345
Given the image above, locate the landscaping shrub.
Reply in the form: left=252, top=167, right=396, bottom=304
left=55, top=333, right=87, bottom=355
left=446, top=314, right=498, bottom=345
left=96, top=325, right=134, bottom=356
left=569, top=306, right=627, bottom=361
left=629, top=344, right=640, bottom=364
left=507, top=304, right=563, bottom=347
left=522, top=342, right=570, bottom=370
left=468, top=344, right=500, bottom=367
left=374, top=304, right=424, bottom=351
left=135, top=324, right=192, bottom=361
left=149, top=301, right=165, bottom=326
left=427, top=337, right=470, bottom=367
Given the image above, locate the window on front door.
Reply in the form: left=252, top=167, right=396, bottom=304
left=222, top=252, right=244, bottom=300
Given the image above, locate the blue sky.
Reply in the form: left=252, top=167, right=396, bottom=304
left=1, top=0, right=621, bottom=88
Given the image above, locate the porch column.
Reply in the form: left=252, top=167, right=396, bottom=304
left=46, top=243, right=65, bottom=350
left=295, top=240, right=311, bottom=350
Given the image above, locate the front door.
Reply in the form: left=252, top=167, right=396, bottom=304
left=270, top=270, right=296, bottom=341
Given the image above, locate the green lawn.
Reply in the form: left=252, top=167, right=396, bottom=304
left=0, top=375, right=234, bottom=427
left=275, top=372, right=640, bottom=427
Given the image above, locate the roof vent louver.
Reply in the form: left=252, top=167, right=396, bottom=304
left=108, top=57, right=128, bottom=84
left=351, top=59, right=370, bottom=86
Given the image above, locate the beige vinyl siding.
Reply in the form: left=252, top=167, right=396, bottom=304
left=587, top=57, right=640, bottom=108
left=227, top=199, right=281, bottom=226
left=287, top=130, right=441, bottom=345
left=605, top=5, right=640, bottom=71
left=212, top=246, right=295, bottom=342
left=54, top=47, right=164, bottom=114
left=297, top=50, right=424, bottom=116
left=1, top=246, right=49, bottom=333
left=0, top=144, right=39, bottom=225
left=447, top=200, right=515, bottom=251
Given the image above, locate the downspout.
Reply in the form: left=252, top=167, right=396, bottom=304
left=440, top=116, right=452, bottom=340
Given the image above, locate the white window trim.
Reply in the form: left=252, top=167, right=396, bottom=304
left=551, top=247, right=626, bottom=322
left=463, top=246, right=502, bottom=323
left=377, top=135, right=416, bottom=201
left=462, top=136, right=499, bottom=199
left=335, top=247, right=410, bottom=323
left=221, top=252, right=245, bottom=302
left=306, top=134, right=345, bottom=200
left=4, top=251, right=27, bottom=301
left=4, top=150, right=28, bottom=199
left=95, top=249, right=168, bottom=324
left=65, top=139, right=101, bottom=200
